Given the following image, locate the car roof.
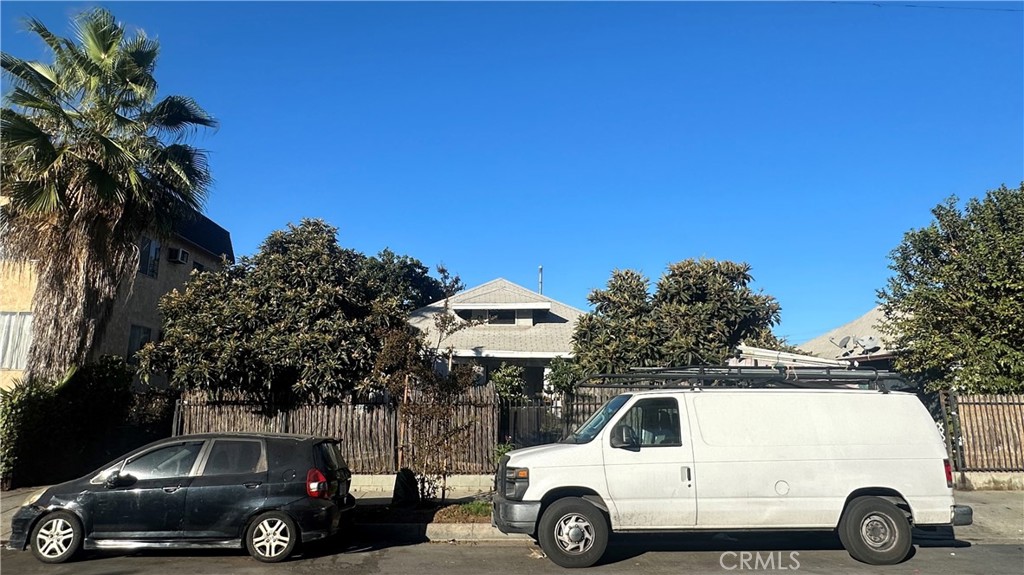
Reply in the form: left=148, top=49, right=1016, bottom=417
left=172, top=432, right=336, bottom=443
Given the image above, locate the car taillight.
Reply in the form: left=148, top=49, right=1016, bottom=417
left=307, top=468, right=328, bottom=499
left=944, top=459, right=953, bottom=488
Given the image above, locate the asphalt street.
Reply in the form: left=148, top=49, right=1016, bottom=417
left=2, top=531, right=1021, bottom=575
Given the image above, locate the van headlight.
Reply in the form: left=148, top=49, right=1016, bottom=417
left=504, top=467, right=529, bottom=500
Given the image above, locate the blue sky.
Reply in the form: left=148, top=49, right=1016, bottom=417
left=3, top=1, right=1022, bottom=344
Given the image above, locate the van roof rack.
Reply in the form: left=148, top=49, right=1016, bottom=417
left=575, top=365, right=909, bottom=393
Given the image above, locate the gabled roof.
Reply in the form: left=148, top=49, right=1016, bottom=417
left=174, top=212, right=235, bottom=263
left=409, top=278, right=584, bottom=358
left=798, top=306, right=893, bottom=360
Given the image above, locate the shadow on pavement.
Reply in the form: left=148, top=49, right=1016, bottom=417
left=598, top=527, right=971, bottom=566
left=62, top=531, right=424, bottom=564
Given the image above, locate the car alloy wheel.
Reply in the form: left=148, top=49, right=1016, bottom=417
left=246, top=511, right=298, bottom=563
left=30, top=511, right=82, bottom=564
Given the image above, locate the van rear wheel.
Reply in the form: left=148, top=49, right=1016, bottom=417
left=538, top=497, right=608, bottom=568
left=838, top=496, right=912, bottom=565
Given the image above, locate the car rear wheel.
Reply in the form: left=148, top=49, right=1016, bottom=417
left=246, top=511, right=298, bottom=563
left=30, top=511, right=82, bottom=564
left=838, top=496, right=912, bottom=565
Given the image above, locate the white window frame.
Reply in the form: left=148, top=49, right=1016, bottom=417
left=0, top=312, right=33, bottom=370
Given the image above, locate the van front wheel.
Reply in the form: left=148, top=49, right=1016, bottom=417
left=839, top=496, right=912, bottom=565
left=538, top=497, right=608, bottom=568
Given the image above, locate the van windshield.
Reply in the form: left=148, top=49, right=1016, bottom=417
left=562, top=394, right=632, bottom=444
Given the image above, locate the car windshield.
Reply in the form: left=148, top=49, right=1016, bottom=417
left=562, top=394, right=632, bottom=444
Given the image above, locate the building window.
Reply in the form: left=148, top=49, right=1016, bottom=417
left=192, top=261, right=206, bottom=274
left=0, top=312, right=33, bottom=370
left=127, top=324, right=153, bottom=362
left=470, top=309, right=516, bottom=325
left=490, top=310, right=516, bottom=325
left=138, top=236, right=160, bottom=278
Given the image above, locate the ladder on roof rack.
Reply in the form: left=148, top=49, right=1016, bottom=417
left=574, top=365, right=909, bottom=393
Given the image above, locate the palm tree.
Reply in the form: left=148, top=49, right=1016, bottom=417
left=1, top=8, right=217, bottom=380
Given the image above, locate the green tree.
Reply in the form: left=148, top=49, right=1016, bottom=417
left=879, top=184, right=1024, bottom=393
left=572, top=259, right=782, bottom=376
left=139, top=219, right=403, bottom=404
left=1, top=8, right=217, bottom=380
left=370, top=268, right=476, bottom=502
left=359, top=249, right=457, bottom=312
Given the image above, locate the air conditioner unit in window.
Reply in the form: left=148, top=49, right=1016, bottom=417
left=168, top=248, right=190, bottom=264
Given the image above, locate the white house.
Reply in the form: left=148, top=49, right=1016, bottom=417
left=408, top=278, right=583, bottom=396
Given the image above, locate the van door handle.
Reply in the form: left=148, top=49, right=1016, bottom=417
left=244, top=482, right=262, bottom=489
left=681, top=466, right=692, bottom=482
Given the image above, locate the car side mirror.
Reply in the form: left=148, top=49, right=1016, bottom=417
left=104, top=471, right=135, bottom=489
left=610, top=425, right=640, bottom=451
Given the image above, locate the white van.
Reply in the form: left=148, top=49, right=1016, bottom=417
left=493, top=375, right=972, bottom=568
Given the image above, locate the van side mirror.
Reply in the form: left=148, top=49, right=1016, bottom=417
left=610, top=424, right=640, bottom=451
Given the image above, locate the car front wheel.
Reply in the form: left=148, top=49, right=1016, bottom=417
left=246, top=511, right=298, bottom=563
left=30, top=511, right=82, bottom=564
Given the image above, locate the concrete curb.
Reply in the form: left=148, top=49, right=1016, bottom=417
left=356, top=522, right=532, bottom=542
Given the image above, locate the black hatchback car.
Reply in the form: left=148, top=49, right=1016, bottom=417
left=8, top=433, right=355, bottom=563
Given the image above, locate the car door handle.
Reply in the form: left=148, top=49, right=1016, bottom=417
left=681, top=466, right=692, bottom=482
left=163, top=485, right=180, bottom=493
left=244, top=482, right=262, bottom=489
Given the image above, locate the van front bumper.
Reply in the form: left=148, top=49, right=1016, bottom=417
left=952, top=504, right=973, bottom=526
left=492, top=494, right=541, bottom=535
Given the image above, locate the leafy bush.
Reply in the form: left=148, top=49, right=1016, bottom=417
left=0, top=379, right=57, bottom=483
left=0, top=356, right=140, bottom=487
left=545, top=356, right=583, bottom=395
left=493, top=440, right=517, bottom=466
left=490, top=363, right=526, bottom=400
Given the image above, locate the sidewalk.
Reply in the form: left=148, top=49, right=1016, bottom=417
left=3, top=486, right=1020, bottom=546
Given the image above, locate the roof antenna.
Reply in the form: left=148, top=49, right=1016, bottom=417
left=538, top=265, right=543, bottom=294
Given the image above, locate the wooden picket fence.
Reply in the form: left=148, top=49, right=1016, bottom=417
left=175, top=388, right=500, bottom=474
left=176, top=389, right=1024, bottom=475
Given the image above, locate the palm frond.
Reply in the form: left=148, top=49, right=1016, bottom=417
left=22, top=17, right=81, bottom=79
left=84, top=160, right=124, bottom=203
left=0, top=109, right=58, bottom=162
left=74, top=8, right=124, bottom=73
left=121, top=32, right=159, bottom=76
left=3, top=179, right=63, bottom=213
left=1, top=53, right=59, bottom=101
left=149, top=143, right=212, bottom=203
left=143, top=95, right=217, bottom=138
left=7, top=87, right=73, bottom=125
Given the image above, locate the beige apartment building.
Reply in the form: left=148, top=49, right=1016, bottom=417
left=0, top=214, right=234, bottom=389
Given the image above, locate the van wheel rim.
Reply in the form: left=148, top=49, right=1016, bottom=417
left=253, top=518, right=290, bottom=557
left=36, top=518, right=74, bottom=558
left=554, top=513, right=594, bottom=554
left=860, top=513, right=897, bottom=551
